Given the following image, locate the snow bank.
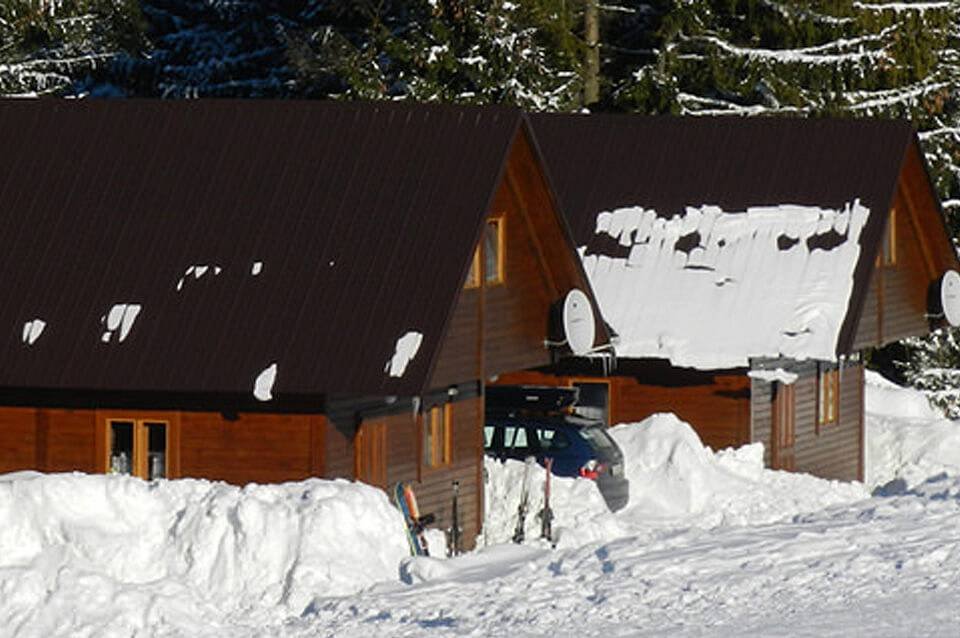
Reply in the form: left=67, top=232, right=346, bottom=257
left=483, top=413, right=867, bottom=546
left=0, top=473, right=409, bottom=636
left=865, top=370, right=960, bottom=489
left=609, top=414, right=867, bottom=527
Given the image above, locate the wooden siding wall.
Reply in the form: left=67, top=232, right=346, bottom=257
left=0, top=407, right=325, bottom=482
left=429, top=128, right=601, bottom=391
left=751, top=361, right=863, bottom=481
left=494, top=368, right=752, bottom=450
left=610, top=374, right=751, bottom=451
left=853, top=145, right=959, bottom=350
left=0, top=408, right=98, bottom=474
left=410, top=396, right=484, bottom=551
left=178, top=412, right=324, bottom=484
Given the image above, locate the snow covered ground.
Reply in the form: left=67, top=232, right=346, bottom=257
left=3, top=372, right=960, bottom=636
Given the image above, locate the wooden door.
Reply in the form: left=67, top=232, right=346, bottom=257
left=771, top=382, right=796, bottom=471
left=355, top=420, right=387, bottom=488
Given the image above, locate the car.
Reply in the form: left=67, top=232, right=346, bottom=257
left=484, top=386, right=629, bottom=512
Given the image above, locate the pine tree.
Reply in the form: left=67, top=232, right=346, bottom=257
left=287, top=0, right=583, bottom=110
left=0, top=0, right=144, bottom=96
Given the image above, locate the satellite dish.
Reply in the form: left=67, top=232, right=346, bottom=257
left=562, top=288, right=596, bottom=356
left=942, top=270, right=960, bottom=327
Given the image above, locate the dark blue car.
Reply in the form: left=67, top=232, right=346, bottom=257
left=483, top=412, right=630, bottom=512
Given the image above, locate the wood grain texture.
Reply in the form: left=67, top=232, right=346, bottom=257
left=751, top=361, right=863, bottom=481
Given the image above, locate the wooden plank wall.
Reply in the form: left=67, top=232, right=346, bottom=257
left=610, top=374, right=752, bottom=451
left=410, top=397, right=483, bottom=551
left=0, top=408, right=99, bottom=474
left=0, top=407, right=325, bottom=483
left=751, top=361, right=864, bottom=481
left=178, top=412, right=323, bottom=484
left=853, top=146, right=959, bottom=350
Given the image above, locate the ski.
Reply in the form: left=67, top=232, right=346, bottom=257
left=448, top=480, right=462, bottom=557
left=539, top=457, right=554, bottom=545
left=512, top=456, right=536, bottom=544
left=392, top=481, right=433, bottom=556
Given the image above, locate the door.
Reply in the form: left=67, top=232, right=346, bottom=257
left=771, top=382, right=796, bottom=471
left=355, top=419, right=387, bottom=487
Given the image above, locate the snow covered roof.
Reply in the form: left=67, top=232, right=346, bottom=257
left=582, top=201, right=868, bottom=368
left=0, top=100, right=526, bottom=398
left=532, top=114, right=926, bottom=368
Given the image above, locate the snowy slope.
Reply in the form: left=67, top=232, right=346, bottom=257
left=3, top=374, right=960, bottom=636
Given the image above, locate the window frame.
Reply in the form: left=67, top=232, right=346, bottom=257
left=484, top=216, right=505, bottom=285
left=422, top=403, right=452, bottom=470
left=881, top=206, right=897, bottom=266
left=464, top=247, right=481, bottom=289
left=817, top=364, right=840, bottom=429
left=104, top=417, right=171, bottom=479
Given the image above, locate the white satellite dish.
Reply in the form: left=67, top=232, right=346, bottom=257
left=562, top=288, right=596, bottom=356
left=942, top=270, right=960, bottom=327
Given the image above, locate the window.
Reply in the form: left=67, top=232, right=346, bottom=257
left=484, top=217, right=504, bottom=284
left=464, top=248, right=481, bottom=289
left=882, top=207, right=897, bottom=266
left=775, top=383, right=796, bottom=450
left=464, top=217, right=504, bottom=288
left=356, top=420, right=387, bottom=487
left=107, top=419, right=168, bottom=480
left=818, top=365, right=840, bottom=427
left=423, top=404, right=451, bottom=468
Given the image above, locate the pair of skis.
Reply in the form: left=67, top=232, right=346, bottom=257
left=512, top=456, right=554, bottom=545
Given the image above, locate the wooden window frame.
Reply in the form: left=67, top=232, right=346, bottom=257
left=99, top=415, right=177, bottom=480
left=881, top=206, right=897, bottom=266
left=817, top=365, right=840, bottom=429
left=484, top=216, right=505, bottom=285
left=355, top=419, right=388, bottom=488
left=464, top=247, right=481, bottom=289
left=422, top=403, right=452, bottom=470
left=776, top=383, right=796, bottom=450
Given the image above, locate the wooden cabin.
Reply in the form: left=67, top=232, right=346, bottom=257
left=0, top=100, right=603, bottom=550
left=497, top=114, right=959, bottom=482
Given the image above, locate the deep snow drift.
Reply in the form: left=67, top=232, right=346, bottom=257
left=0, top=475, right=408, bottom=636
left=3, top=373, right=960, bottom=636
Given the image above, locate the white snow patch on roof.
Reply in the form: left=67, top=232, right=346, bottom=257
left=385, top=332, right=423, bottom=378
left=21, top=319, right=46, bottom=345
left=581, top=200, right=870, bottom=369
left=176, top=264, right=223, bottom=291
left=100, top=304, right=141, bottom=343
left=254, top=363, right=277, bottom=401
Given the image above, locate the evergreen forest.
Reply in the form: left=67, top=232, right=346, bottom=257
left=2, top=0, right=960, bottom=410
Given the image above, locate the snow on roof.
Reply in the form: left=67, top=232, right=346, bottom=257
left=580, top=200, right=870, bottom=369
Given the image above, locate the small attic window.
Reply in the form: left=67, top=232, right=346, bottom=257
left=465, top=248, right=481, bottom=289
left=484, top=217, right=504, bottom=284
left=881, top=207, right=897, bottom=266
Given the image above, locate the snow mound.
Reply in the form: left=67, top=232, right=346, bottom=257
left=864, top=369, right=941, bottom=420
left=0, top=473, right=409, bottom=636
left=610, top=413, right=868, bottom=527
left=865, top=371, right=960, bottom=489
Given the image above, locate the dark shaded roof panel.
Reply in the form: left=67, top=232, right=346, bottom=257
left=0, top=99, right=521, bottom=397
left=530, top=113, right=913, bottom=244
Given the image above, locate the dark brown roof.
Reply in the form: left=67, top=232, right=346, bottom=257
left=530, top=113, right=925, bottom=358
left=530, top=113, right=913, bottom=244
left=0, top=99, right=522, bottom=398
